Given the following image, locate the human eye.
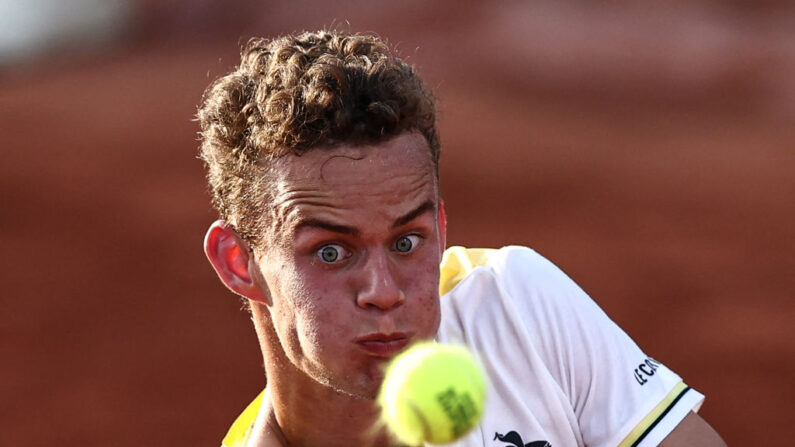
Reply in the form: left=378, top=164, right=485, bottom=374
left=316, top=244, right=349, bottom=264
left=394, top=235, right=421, bottom=254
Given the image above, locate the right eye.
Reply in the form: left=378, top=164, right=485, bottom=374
left=317, top=244, right=348, bottom=264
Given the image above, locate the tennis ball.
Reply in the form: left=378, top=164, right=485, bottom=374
left=378, top=342, right=486, bottom=446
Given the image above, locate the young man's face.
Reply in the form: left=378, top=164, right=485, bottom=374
left=255, top=132, right=444, bottom=399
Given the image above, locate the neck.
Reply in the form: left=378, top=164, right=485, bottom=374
left=269, top=375, right=393, bottom=446
left=249, top=306, right=400, bottom=447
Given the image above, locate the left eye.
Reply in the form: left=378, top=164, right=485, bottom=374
left=316, top=244, right=349, bottom=264
left=395, top=235, right=420, bottom=253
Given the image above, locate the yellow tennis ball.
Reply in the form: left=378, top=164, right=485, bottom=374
left=378, top=342, right=486, bottom=446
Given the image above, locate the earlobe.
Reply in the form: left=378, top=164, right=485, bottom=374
left=204, top=220, right=268, bottom=303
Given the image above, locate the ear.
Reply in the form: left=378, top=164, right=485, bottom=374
left=438, top=199, right=447, bottom=252
left=204, top=220, right=269, bottom=303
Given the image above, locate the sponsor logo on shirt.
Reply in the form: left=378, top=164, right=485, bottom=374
left=633, top=357, right=662, bottom=385
left=493, top=430, right=551, bottom=447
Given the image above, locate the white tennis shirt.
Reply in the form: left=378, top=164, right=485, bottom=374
left=435, top=246, right=704, bottom=447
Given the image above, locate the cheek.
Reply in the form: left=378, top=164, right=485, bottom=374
left=405, top=258, right=442, bottom=328
left=276, top=269, right=349, bottom=346
left=270, top=294, right=330, bottom=366
left=266, top=266, right=315, bottom=343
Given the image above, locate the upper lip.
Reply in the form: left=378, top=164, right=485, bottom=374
left=355, top=332, right=411, bottom=343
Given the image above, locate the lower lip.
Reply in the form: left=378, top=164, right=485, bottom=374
left=357, top=338, right=411, bottom=357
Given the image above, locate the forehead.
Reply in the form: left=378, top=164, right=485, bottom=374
left=265, top=132, right=437, bottom=234
left=271, top=132, right=434, bottom=185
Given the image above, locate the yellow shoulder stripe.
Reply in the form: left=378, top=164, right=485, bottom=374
left=439, top=246, right=496, bottom=296
left=222, top=389, right=264, bottom=447
left=617, top=381, right=690, bottom=447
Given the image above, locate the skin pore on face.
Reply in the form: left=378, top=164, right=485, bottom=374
left=252, top=131, right=445, bottom=403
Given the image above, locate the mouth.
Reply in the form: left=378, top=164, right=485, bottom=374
left=355, top=332, right=412, bottom=358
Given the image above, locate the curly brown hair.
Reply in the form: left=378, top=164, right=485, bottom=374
left=197, top=30, right=439, bottom=245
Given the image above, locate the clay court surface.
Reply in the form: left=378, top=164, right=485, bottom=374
left=2, top=3, right=793, bottom=445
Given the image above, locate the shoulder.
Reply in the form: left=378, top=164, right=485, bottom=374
left=439, top=245, right=568, bottom=297
left=437, top=245, right=581, bottom=350
left=437, top=246, right=709, bottom=447
left=439, top=245, right=586, bottom=324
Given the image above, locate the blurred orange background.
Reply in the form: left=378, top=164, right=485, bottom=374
left=2, top=1, right=793, bottom=445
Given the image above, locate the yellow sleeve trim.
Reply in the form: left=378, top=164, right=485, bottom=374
left=617, top=381, right=689, bottom=447
left=221, top=389, right=265, bottom=447
left=439, top=246, right=496, bottom=296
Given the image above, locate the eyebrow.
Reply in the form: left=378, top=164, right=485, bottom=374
left=294, top=200, right=436, bottom=236
left=392, top=199, right=435, bottom=229
left=295, top=219, right=360, bottom=236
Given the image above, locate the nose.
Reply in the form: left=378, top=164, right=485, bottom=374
left=356, top=250, right=405, bottom=310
